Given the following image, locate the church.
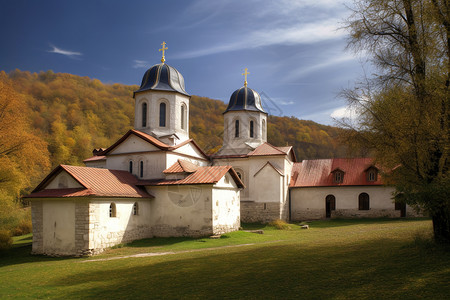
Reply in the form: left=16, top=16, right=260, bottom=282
left=27, top=43, right=415, bottom=256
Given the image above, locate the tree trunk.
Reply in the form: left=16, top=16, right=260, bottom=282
left=432, top=204, right=450, bottom=243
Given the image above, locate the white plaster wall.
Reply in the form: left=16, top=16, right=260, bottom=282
left=45, top=171, right=82, bottom=189
left=134, top=91, right=190, bottom=144
left=108, top=135, right=160, bottom=155
left=89, top=199, right=153, bottom=250
left=254, top=164, right=282, bottom=203
left=212, top=177, right=241, bottom=234
left=147, top=185, right=214, bottom=236
left=290, top=186, right=399, bottom=220
left=42, top=200, right=75, bottom=255
left=106, top=152, right=166, bottom=179
left=222, top=111, right=267, bottom=150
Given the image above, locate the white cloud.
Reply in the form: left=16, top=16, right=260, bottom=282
left=133, top=60, right=149, bottom=68
left=48, top=45, right=82, bottom=58
left=330, top=106, right=358, bottom=119
left=278, top=100, right=295, bottom=105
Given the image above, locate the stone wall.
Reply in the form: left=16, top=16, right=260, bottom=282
left=152, top=224, right=212, bottom=238
left=31, top=200, right=43, bottom=255
left=75, top=200, right=90, bottom=256
left=240, top=201, right=281, bottom=223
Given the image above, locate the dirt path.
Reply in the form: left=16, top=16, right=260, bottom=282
left=81, top=240, right=284, bottom=263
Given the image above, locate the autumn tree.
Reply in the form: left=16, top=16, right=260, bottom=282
left=341, top=0, right=450, bottom=242
left=0, top=72, right=50, bottom=200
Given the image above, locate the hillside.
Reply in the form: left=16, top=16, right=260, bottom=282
left=1, top=69, right=347, bottom=189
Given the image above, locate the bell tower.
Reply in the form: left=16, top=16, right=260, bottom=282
left=133, top=42, right=190, bottom=146
left=219, top=68, right=267, bottom=155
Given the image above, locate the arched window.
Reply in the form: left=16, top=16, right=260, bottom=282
left=181, top=104, right=186, bottom=130
left=236, top=172, right=242, bottom=180
left=235, top=120, right=240, bottom=137
left=359, top=193, right=370, bottom=210
left=109, top=203, right=117, bottom=218
left=367, top=169, right=378, bottom=181
left=262, top=119, right=266, bottom=140
left=159, top=102, right=166, bottom=127
left=142, top=102, right=147, bottom=127
left=139, top=160, right=144, bottom=178
left=129, top=161, right=133, bottom=174
left=133, top=202, right=139, bottom=216
left=250, top=121, right=254, bottom=138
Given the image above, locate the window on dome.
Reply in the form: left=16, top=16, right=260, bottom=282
left=142, top=102, right=147, bottom=127
left=235, top=120, right=240, bottom=137
left=159, top=102, right=166, bottom=127
left=250, top=121, right=254, bottom=138
left=262, top=119, right=266, bottom=140
left=181, top=104, right=186, bottom=130
left=139, top=161, right=144, bottom=178
left=129, top=161, right=133, bottom=174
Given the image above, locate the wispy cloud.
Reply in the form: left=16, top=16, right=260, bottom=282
left=48, top=45, right=82, bottom=59
left=330, top=106, right=359, bottom=119
left=133, top=60, right=149, bottom=68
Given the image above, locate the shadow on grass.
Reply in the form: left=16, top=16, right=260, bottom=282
left=0, top=245, right=77, bottom=268
left=303, top=217, right=431, bottom=228
left=125, top=236, right=204, bottom=248
left=50, top=237, right=450, bottom=299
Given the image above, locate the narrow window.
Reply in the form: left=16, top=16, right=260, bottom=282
left=133, top=202, right=139, bottom=216
left=140, top=161, right=144, bottom=178
left=262, top=119, right=266, bottom=140
left=142, top=102, right=147, bottom=127
left=159, top=102, right=166, bottom=127
left=250, top=121, right=254, bottom=138
left=236, top=172, right=242, bottom=180
left=368, top=170, right=377, bottom=181
left=235, top=120, right=240, bottom=137
left=109, top=203, right=117, bottom=218
left=181, top=104, right=186, bottom=130
left=359, top=193, right=370, bottom=210
left=129, top=161, right=133, bottom=173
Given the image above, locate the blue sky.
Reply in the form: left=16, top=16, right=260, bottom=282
left=0, top=0, right=363, bottom=125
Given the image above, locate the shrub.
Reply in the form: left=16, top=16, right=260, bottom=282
left=0, top=230, right=13, bottom=250
left=14, top=218, right=32, bottom=236
left=269, top=219, right=291, bottom=230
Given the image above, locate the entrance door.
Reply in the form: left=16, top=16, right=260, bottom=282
left=395, top=202, right=406, bottom=217
left=325, top=195, right=336, bottom=218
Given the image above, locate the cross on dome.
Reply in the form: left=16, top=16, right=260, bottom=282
left=159, top=41, right=168, bottom=63
left=242, top=68, right=250, bottom=87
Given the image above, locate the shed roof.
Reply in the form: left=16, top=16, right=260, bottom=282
left=290, top=158, right=383, bottom=187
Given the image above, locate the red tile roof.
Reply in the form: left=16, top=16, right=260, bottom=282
left=27, top=165, right=153, bottom=199
left=163, top=159, right=199, bottom=174
left=140, top=166, right=244, bottom=188
left=290, top=158, right=383, bottom=187
left=83, top=155, right=106, bottom=162
left=213, top=143, right=296, bottom=162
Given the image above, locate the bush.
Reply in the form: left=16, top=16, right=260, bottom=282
left=269, top=219, right=291, bottom=230
left=0, top=230, right=13, bottom=250
left=13, top=218, right=32, bottom=236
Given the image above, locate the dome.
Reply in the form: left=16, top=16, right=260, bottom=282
left=134, top=63, right=189, bottom=96
left=225, top=86, right=266, bottom=113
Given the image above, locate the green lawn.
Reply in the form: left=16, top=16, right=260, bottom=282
left=1, top=219, right=449, bottom=299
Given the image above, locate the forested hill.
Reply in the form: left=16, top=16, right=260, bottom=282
left=3, top=69, right=347, bottom=169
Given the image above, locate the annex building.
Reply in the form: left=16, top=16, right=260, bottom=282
left=27, top=44, right=415, bottom=256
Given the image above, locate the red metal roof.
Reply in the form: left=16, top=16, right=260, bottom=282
left=163, top=159, right=199, bottom=174
left=27, top=165, right=153, bottom=199
left=290, top=158, right=383, bottom=187
left=83, top=155, right=106, bottom=162
left=140, top=166, right=244, bottom=188
left=248, top=143, right=287, bottom=156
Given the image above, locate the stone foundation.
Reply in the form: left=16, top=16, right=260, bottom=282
left=152, top=224, right=213, bottom=238
left=240, top=202, right=281, bottom=223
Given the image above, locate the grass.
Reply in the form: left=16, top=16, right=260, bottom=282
left=1, top=218, right=449, bottom=299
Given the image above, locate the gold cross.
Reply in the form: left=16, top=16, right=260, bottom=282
left=242, top=68, right=250, bottom=86
left=159, top=41, right=168, bottom=63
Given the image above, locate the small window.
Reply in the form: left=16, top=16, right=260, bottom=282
left=235, top=120, right=240, bottom=137
left=129, top=161, right=133, bottom=174
left=250, top=121, right=254, bottom=138
left=334, top=171, right=344, bottom=183
left=359, top=193, right=370, bottom=210
left=139, top=161, right=144, bottom=178
left=133, top=202, right=139, bottom=216
left=262, top=119, right=266, bottom=139
left=109, top=203, right=117, bottom=218
left=367, top=170, right=377, bottom=181
left=159, top=102, right=166, bottom=127
left=142, top=102, right=147, bottom=127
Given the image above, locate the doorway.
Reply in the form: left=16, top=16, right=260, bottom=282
left=325, top=195, right=336, bottom=218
